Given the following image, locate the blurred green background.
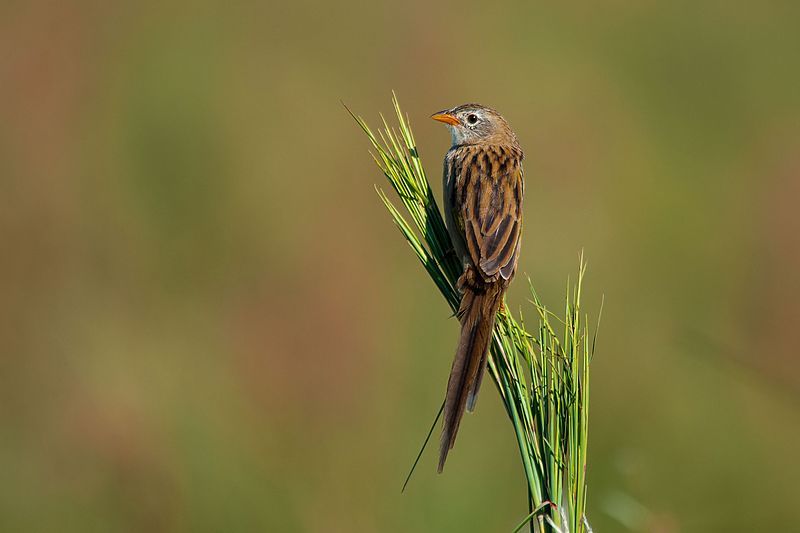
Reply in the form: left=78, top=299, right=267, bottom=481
left=2, top=1, right=799, bottom=531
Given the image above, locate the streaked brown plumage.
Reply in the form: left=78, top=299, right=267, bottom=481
left=432, top=104, right=524, bottom=472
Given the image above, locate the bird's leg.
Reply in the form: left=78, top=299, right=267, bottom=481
left=456, top=266, right=477, bottom=292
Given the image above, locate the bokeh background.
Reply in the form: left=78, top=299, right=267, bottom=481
left=2, top=1, right=799, bottom=531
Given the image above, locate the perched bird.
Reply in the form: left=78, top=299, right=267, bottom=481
left=431, top=104, right=524, bottom=472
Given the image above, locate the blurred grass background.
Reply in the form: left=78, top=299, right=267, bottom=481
left=1, top=1, right=799, bottom=531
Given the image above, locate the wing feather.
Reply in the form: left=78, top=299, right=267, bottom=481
left=455, top=146, right=523, bottom=282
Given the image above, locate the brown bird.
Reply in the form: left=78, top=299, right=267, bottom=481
left=432, top=104, right=524, bottom=472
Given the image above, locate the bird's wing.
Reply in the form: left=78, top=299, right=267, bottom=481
left=457, top=146, right=524, bottom=282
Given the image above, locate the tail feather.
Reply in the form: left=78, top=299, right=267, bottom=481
left=466, top=347, right=489, bottom=412
left=438, top=281, right=504, bottom=473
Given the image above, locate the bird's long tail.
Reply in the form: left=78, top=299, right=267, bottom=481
left=438, top=279, right=504, bottom=473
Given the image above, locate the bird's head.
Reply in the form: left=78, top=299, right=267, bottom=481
left=431, top=104, right=518, bottom=148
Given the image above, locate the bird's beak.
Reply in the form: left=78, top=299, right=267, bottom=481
left=431, top=112, right=460, bottom=126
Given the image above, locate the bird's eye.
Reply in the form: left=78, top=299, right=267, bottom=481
left=466, top=113, right=479, bottom=125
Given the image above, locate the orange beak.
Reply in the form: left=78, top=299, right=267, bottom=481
left=431, top=112, right=460, bottom=126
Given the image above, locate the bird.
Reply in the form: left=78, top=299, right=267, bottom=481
left=431, top=104, right=524, bottom=473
